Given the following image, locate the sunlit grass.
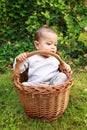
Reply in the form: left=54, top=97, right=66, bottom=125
left=0, top=69, right=87, bottom=130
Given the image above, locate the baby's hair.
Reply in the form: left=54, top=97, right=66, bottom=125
left=34, top=25, right=57, bottom=41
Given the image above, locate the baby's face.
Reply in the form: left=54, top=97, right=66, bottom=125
left=37, top=31, right=58, bottom=53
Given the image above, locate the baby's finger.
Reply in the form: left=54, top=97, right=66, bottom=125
left=21, top=53, right=27, bottom=60
left=17, top=53, right=27, bottom=61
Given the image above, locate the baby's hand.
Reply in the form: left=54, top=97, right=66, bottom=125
left=64, top=62, right=72, bottom=74
left=16, top=52, right=27, bottom=62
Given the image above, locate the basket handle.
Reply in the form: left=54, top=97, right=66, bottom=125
left=14, top=50, right=70, bottom=77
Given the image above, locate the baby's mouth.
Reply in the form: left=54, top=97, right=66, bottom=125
left=51, top=51, right=55, bottom=53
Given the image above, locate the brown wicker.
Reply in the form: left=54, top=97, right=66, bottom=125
left=14, top=50, right=73, bottom=122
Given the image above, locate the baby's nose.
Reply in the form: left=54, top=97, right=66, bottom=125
left=51, top=45, right=55, bottom=48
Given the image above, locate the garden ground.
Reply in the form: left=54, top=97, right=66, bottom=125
left=0, top=68, right=87, bottom=130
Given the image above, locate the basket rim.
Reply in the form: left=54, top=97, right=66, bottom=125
left=14, top=77, right=73, bottom=94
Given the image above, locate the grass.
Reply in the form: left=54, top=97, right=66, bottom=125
left=0, top=69, right=87, bottom=130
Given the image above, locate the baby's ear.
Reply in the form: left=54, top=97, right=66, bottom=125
left=34, top=41, right=40, bottom=49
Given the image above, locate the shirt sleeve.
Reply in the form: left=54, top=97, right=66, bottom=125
left=13, top=58, right=29, bottom=73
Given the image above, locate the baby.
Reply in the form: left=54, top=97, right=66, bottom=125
left=13, top=25, right=71, bottom=86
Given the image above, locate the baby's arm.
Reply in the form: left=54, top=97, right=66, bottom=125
left=64, top=62, right=72, bottom=74
left=13, top=52, right=29, bottom=73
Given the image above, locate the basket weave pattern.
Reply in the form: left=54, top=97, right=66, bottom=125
left=14, top=51, right=73, bottom=121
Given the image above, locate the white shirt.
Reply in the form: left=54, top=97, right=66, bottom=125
left=13, top=55, right=60, bottom=84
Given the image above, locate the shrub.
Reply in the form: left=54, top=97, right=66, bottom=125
left=0, top=0, right=87, bottom=72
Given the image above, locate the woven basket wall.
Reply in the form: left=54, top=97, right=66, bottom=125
left=14, top=51, right=73, bottom=122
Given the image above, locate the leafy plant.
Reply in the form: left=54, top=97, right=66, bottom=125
left=0, top=0, right=87, bottom=72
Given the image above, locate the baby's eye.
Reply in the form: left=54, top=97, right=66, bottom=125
left=46, top=42, right=51, bottom=45
left=54, top=44, right=57, bottom=46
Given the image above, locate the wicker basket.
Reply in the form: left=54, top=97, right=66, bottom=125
left=14, top=50, right=73, bottom=122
